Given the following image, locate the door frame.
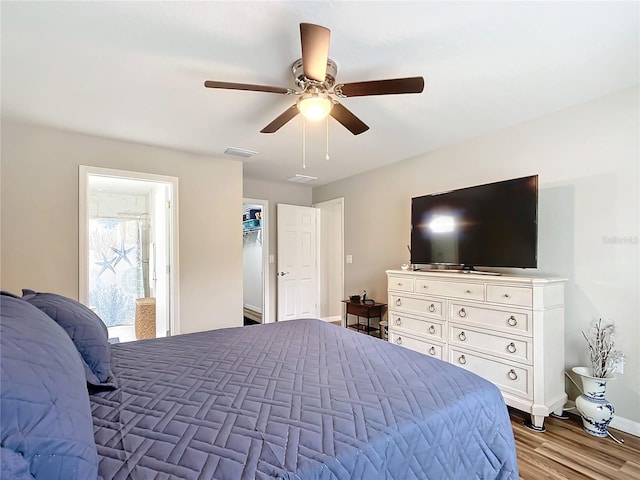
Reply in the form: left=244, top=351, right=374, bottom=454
left=242, top=197, right=271, bottom=324
left=313, top=197, right=344, bottom=323
left=78, top=165, right=180, bottom=334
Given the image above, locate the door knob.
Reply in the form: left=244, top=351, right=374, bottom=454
left=278, top=271, right=290, bottom=276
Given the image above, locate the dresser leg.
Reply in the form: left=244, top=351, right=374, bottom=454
left=549, top=406, right=570, bottom=420
left=523, top=414, right=546, bottom=432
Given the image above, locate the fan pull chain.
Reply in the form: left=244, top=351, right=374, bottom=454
left=302, top=117, right=306, bottom=169
left=326, top=116, right=330, bottom=161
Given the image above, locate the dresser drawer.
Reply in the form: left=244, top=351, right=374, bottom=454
left=449, top=303, right=531, bottom=336
left=449, top=326, right=532, bottom=365
left=389, top=294, right=444, bottom=319
left=450, top=347, right=532, bottom=400
left=486, top=285, right=532, bottom=307
left=390, top=331, right=444, bottom=360
left=415, top=279, right=485, bottom=301
left=388, top=276, right=415, bottom=293
left=390, top=312, right=445, bottom=342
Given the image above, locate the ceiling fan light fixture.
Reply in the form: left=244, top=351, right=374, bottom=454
left=297, top=93, right=333, bottom=121
left=204, top=23, right=423, bottom=135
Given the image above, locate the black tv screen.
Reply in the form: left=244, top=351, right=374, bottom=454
left=410, top=175, right=538, bottom=269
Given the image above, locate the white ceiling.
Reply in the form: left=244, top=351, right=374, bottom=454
left=2, top=1, right=638, bottom=186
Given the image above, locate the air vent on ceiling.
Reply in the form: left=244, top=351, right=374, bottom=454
left=287, top=174, right=318, bottom=184
left=224, top=147, right=257, bottom=158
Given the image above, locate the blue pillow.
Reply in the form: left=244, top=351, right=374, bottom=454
left=21, top=290, right=116, bottom=389
left=1, top=290, right=21, bottom=298
left=0, top=296, right=100, bottom=479
left=1, top=448, right=36, bottom=480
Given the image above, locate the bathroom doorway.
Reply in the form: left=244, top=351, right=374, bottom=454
left=79, top=166, right=179, bottom=342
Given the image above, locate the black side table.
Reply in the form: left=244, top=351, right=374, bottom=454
left=341, top=300, right=387, bottom=338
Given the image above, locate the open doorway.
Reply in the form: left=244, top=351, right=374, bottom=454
left=314, top=197, right=344, bottom=323
left=273, top=200, right=343, bottom=323
left=79, top=166, right=179, bottom=342
left=243, top=198, right=270, bottom=325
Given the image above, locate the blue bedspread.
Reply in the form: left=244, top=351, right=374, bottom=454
left=90, top=319, right=519, bottom=479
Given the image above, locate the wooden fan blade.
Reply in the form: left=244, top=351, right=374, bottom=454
left=330, top=101, right=369, bottom=135
left=335, top=77, right=425, bottom=97
left=204, top=81, right=291, bottom=95
left=300, top=23, right=330, bottom=82
left=260, top=105, right=299, bottom=133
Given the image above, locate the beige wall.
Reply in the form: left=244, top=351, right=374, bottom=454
left=1, top=121, right=243, bottom=334
left=243, top=177, right=312, bottom=322
left=313, top=87, right=640, bottom=427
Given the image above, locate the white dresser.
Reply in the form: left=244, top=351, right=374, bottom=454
left=386, top=269, right=567, bottom=430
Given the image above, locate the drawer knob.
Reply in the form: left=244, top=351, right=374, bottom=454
left=458, top=331, right=467, bottom=341
left=508, top=369, right=518, bottom=380
left=465, top=289, right=471, bottom=294
left=428, top=325, right=436, bottom=334
left=429, top=346, right=436, bottom=355
left=428, top=303, right=436, bottom=313
left=458, top=355, right=467, bottom=365
left=504, top=293, right=510, bottom=298
left=397, top=282, right=403, bottom=287
left=422, top=285, right=428, bottom=289
left=396, top=336, right=403, bottom=345
left=507, top=342, right=517, bottom=353
left=395, top=298, right=402, bottom=307
left=458, top=308, right=467, bottom=318
left=507, top=316, right=518, bottom=327
left=395, top=317, right=402, bottom=326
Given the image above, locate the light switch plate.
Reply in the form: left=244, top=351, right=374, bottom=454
left=346, top=255, right=353, bottom=264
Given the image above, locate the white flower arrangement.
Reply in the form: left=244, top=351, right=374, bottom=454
left=582, top=319, right=625, bottom=378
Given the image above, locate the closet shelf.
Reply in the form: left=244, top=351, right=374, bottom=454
left=243, top=219, right=262, bottom=231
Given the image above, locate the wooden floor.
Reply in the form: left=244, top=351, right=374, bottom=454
left=510, top=408, right=640, bottom=479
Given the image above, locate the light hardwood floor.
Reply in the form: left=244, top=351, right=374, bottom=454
left=510, top=408, right=640, bottom=479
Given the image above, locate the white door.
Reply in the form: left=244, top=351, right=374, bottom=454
left=277, top=204, right=318, bottom=321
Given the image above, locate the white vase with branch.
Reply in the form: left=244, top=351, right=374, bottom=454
left=572, top=319, right=624, bottom=437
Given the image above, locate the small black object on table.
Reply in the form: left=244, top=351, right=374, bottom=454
left=341, top=299, right=387, bottom=338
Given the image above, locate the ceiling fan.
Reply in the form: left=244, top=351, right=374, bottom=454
left=204, top=23, right=425, bottom=136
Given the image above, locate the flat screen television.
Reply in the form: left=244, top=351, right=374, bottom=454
left=410, top=175, right=538, bottom=270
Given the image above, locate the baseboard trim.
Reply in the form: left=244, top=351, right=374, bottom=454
left=243, top=304, right=262, bottom=314
left=610, top=415, right=640, bottom=437
left=317, top=315, right=342, bottom=324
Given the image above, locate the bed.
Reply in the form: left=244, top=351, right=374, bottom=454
left=1, top=293, right=519, bottom=480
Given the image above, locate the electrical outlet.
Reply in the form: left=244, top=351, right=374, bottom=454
left=612, top=357, right=624, bottom=374
left=346, top=255, right=353, bottom=264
